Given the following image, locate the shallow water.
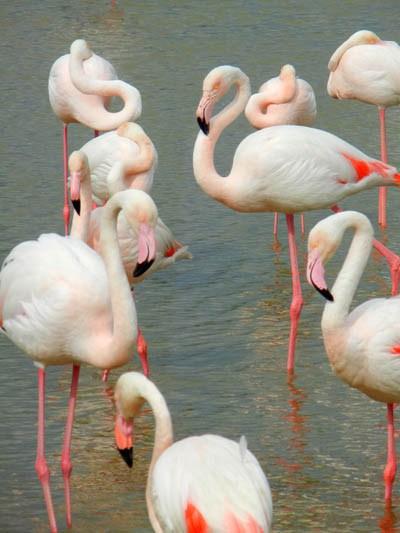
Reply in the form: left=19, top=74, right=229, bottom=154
left=1, top=1, right=400, bottom=531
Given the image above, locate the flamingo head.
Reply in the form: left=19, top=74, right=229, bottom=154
left=116, top=190, right=158, bottom=278
left=196, top=65, right=248, bottom=135
left=70, top=39, right=93, bottom=61
left=113, top=372, right=148, bottom=468
left=68, top=150, right=90, bottom=215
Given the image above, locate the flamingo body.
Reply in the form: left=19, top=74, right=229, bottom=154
left=327, top=30, right=400, bottom=107
left=79, top=122, right=157, bottom=205
left=49, top=51, right=116, bottom=127
left=245, top=64, right=317, bottom=128
left=151, top=434, right=272, bottom=532
left=114, top=372, right=272, bottom=532
left=307, top=211, right=400, bottom=499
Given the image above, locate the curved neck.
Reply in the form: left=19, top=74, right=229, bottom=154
left=69, top=53, right=142, bottom=130
left=70, top=174, right=93, bottom=242
left=85, top=197, right=137, bottom=368
left=116, top=124, right=156, bottom=176
left=322, top=218, right=373, bottom=331
left=193, top=74, right=251, bottom=202
left=143, top=381, right=174, bottom=532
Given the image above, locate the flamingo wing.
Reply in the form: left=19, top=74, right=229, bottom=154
left=150, top=434, right=272, bottom=532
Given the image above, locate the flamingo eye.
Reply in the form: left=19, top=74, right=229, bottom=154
left=213, top=81, right=221, bottom=92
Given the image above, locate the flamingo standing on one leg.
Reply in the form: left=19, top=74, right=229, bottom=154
left=245, top=64, right=317, bottom=235
left=48, top=39, right=142, bottom=234
left=307, top=210, right=400, bottom=501
left=193, top=65, right=400, bottom=373
left=0, top=153, right=157, bottom=532
left=113, top=371, right=273, bottom=531
left=327, top=30, right=400, bottom=227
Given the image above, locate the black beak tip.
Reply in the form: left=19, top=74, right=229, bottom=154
left=197, top=116, right=209, bottom=135
left=72, top=199, right=81, bottom=216
left=318, top=287, right=334, bottom=302
left=118, top=447, right=133, bottom=468
left=133, top=258, right=155, bottom=278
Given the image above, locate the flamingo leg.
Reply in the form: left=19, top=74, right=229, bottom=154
left=378, top=107, right=388, bottom=228
left=61, top=364, right=80, bottom=528
left=286, top=214, right=303, bottom=373
left=384, top=403, right=397, bottom=501
left=63, top=124, right=70, bottom=236
left=94, top=129, right=100, bottom=138
left=273, top=213, right=279, bottom=236
left=35, top=367, right=58, bottom=533
left=331, top=205, right=400, bottom=295
left=137, top=328, right=150, bottom=377
left=300, top=214, right=305, bottom=236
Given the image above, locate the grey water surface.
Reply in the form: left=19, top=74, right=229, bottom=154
left=1, top=1, right=400, bottom=531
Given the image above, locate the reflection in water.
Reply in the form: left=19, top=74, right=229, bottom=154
left=379, top=502, right=398, bottom=533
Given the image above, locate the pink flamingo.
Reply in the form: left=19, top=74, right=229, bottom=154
left=71, top=124, right=192, bottom=379
left=0, top=152, right=157, bottom=533
left=307, top=210, right=400, bottom=501
left=193, top=65, right=400, bottom=373
left=78, top=122, right=157, bottom=205
left=327, top=30, right=400, bottom=227
left=244, top=63, right=317, bottom=236
left=48, top=39, right=142, bottom=234
left=114, top=371, right=273, bottom=531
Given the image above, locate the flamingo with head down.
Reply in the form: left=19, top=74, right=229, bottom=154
left=114, top=371, right=273, bottom=532
left=48, top=39, right=142, bottom=234
left=327, top=29, right=400, bottom=227
left=0, top=152, right=157, bottom=533
left=245, top=63, right=317, bottom=235
left=307, top=210, right=400, bottom=501
left=193, top=64, right=400, bottom=372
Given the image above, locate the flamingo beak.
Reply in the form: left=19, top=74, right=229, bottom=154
left=115, top=415, right=134, bottom=468
left=196, top=92, right=214, bottom=135
left=133, top=224, right=156, bottom=278
left=307, top=248, right=334, bottom=302
left=70, top=171, right=81, bottom=215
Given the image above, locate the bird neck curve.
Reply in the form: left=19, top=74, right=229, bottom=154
left=322, top=213, right=373, bottom=332
left=68, top=52, right=142, bottom=130
left=193, top=70, right=251, bottom=203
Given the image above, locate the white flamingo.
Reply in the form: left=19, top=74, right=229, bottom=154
left=0, top=152, right=157, bottom=533
left=114, top=371, right=273, bottom=532
left=307, top=210, right=400, bottom=501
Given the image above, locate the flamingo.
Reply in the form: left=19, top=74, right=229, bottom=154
left=327, top=30, right=400, bottom=227
left=78, top=122, right=157, bottom=206
left=48, top=39, right=142, bottom=234
left=114, top=371, right=273, bottom=532
left=244, top=63, right=317, bottom=236
left=306, top=210, right=400, bottom=501
left=0, top=152, right=157, bottom=533
left=193, top=64, right=400, bottom=372
left=87, top=177, right=192, bottom=380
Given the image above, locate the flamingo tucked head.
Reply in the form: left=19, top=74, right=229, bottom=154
left=68, top=150, right=90, bottom=215
left=196, top=65, right=249, bottom=135
left=70, top=39, right=93, bottom=62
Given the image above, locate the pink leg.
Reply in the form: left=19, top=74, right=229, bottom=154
left=35, top=368, right=58, bottom=533
left=94, top=129, right=100, bottom=138
left=331, top=205, right=400, bottom=295
left=378, top=107, right=388, bottom=228
left=137, top=328, right=150, bottom=377
left=63, top=124, right=70, bottom=236
left=286, top=214, right=303, bottom=373
left=300, top=214, right=305, bottom=235
left=384, top=403, right=397, bottom=501
left=61, top=364, right=80, bottom=528
left=273, top=213, right=279, bottom=237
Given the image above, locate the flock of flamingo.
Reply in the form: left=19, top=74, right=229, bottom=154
left=1, top=28, right=400, bottom=532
